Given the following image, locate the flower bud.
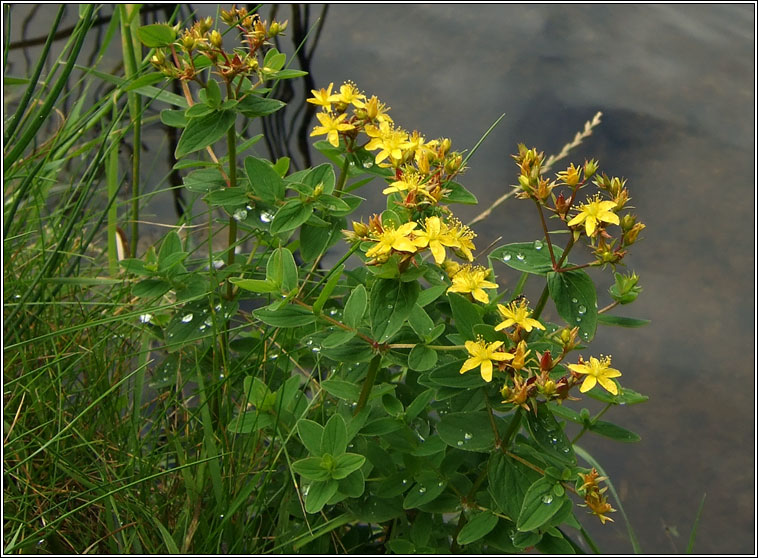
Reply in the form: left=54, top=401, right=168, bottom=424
left=199, top=16, right=213, bottom=34
left=539, top=350, right=553, bottom=372
left=623, top=222, right=646, bottom=245
left=444, top=153, right=463, bottom=175
left=270, top=19, right=288, bottom=36
left=620, top=213, right=637, bottom=232
left=209, top=29, right=223, bottom=48
left=554, top=192, right=570, bottom=217
left=584, top=158, right=599, bottom=179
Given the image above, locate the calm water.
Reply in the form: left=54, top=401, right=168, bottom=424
left=5, top=4, right=755, bottom=554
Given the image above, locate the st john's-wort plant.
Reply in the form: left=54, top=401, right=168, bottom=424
left=4, top=6, right=651, bottom=554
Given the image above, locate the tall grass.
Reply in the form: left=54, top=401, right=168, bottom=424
left=3, top=5, right=321, bottom=553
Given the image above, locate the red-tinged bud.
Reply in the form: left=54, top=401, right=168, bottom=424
left=555, top=192, right=570, bottom=217
left=540, top=350, right=553, bottom=372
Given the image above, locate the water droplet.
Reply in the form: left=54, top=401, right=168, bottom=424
left=268, top=352, right=279, bottom=360
left=516, top=253, right=525, bottom=261
left=204, top=318, right=213, bottom=327
left=577, top=305, right=587, bottom=315
left=464, top=432, right=473, bottom=440
left=218, top=373, right=224, bottom=379
left=311, top=346, right=321, bottom=353
left=534, top=240, right=543, bottom=250
left=303, top=485, right=310, bottom=497
left=571, top=298, right=578, bottom=303
left=329, top=308, right=338, bottom=316
left=418, top=487, right=426, bottom=494
left=456, top=440, right=464, bottom=446
left=438, top=481, right=444, bottom=487
left=215, top=304, right=222, bottom=312
left=575, top=317, right=582, bottom=323
left=199, top=324, right=207, bottom=331
left=212, top=259, right=225, bottom=269
left=402, top=479, right=408, bottom=485
left=541, top=494, right=553, bottom=504
left=503, top=254, right=512, bottom=262
left=181, top=313, right=194, bottom=323
left=362, top=160, right=373, bottom=169
left=233, top=208, right=248, bottom=221
left=260, top=211, right=274, bottom=223
left=219, top=514, right=225, bottom=519
left=139, top=313, right=152, bottom=324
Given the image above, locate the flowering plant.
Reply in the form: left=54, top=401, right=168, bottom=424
left=127, top=10, right=649, bottom=553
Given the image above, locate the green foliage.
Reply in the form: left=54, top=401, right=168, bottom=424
left=2, top=5, right=652, bottom=555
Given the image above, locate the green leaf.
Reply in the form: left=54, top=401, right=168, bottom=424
left=332, top=453, right=366, bottom=480
left=437, top=411, right=495, bottom=452
left=305, top=479, right=339, bottom=514
left=547, top=269, right=598, bottom=342
left=321, top=414, right=348, bottom=456
left=299, top=222, right=336, bottom=262
left=269, top=68, right=308, bottom=80
left=253, top=304, right=316, bottom=327
left=229, top=278, right=279, bottom=293
left=205, top=79, right=222, bottom=108
left=343, top=285, right=367, bottom=329
left=227, top=411, right=274, bottom=433
left=321, top=337, right=374, bottom=363
left=408, top=345, right=438, bottom=371
left=369, top=278, right=420, bottom=342
left=175, top=110, right=236, bottom=158
left=402, top=474, right=447, bottom=509
left=263, top=48, right=286, bottom=71
left=158, top=230, right=182, bottom=263
left=157, top=252, right=188, bottom=274
left=535, top=530, right=576, bottom=554
left=416, top=284, right=447, bottom=307
left=428, top=359, right=486, bottom=389
left=298, top=162, right=336, bottom=195
left=597, top=314, right=651, bottom=328
left=321, top=329, right=355, bottom=348
left=266, top=247, right=298, bottom=292
left=381, top=393, right=404, bottom=417
left=182, top=168, right=226, bottom=193
left=270, top=199, right=313, bottom=234
left=321, top=379, right=360, bottom=402
left=408, top=304, right=435, bottom=339
left=136, top=23, right=176, bottom=47
left=292, top=457, right=331, bottom=481
left=442, top=181, right=478, bottom=205
left=447, top=292, right=483, bottom=340
left=588, top=420, right=641, bottom=443
left=244, top=156, right=285, bottom=203
left=488, top=452, right=540, bottom=520
left=185, top=103, right=214, bottom=118
left=204, top=187, right=249, bottom=208
left=313, top=264, right=344, bottom=316
left=525, top=402, right=576, bottom=464
left=405, top=389, right=436, bottom=421
left=297, top=419, right=324, bottom=456
left=237, top=94, right=286, bottom=117
left=489, top=241, right=564, bottom=275
left=133, top=278, right=170, bottom=298
left=160, top=109, right=187, bottom=128
left=457, top=511, right=499, bottom=545
left=517, top=477, right=566, bottom=532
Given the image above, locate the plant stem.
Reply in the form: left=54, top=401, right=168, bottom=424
left=225, top=113, right=238, bottom=300
left=354, top=354, right=382, bottom=416
left=572, top=402, right=612, bottom=444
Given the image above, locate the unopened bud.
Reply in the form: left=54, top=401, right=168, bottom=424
left=623, top=222, right=646, bottom=246
left=620, top=213, right=637, bottom=232
left=209, top=29, right=222, bottom=48
left=444, top=153, right=463, bottom=174
left=584, top=158, right=599, bottom=179
left=539, top=351, right=553, bottom=372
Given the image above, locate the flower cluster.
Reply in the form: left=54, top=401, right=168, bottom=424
left=310, top=82, right=488, bottom=291
left=149, top=9, right=288, bottom=83
left=578, top=468, right=617, bottom=524
left=512, top=144, right=646, bottom=267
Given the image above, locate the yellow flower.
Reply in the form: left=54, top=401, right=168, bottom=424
left=460, top=339, right=514, bottom=382
left=310, top=112, right=354, bottom=147
left=364, top=222, right=424, bottom=259
left=567, top=195, right=619, bottom=237
left=334, top=81, right=365, bottom=107
left=568, top=355, right=622, bottom=395
left=360, top=95, right=393, bottom=123
left=415, top=216, right=458, bottom=264
left=306, top=82, right=339, bottom=111
left=447, top=265, right=498, bottom=304
left=447, top=219, right=476, bottom=261
left=383, top=170, right=423, bottom=195
left=511, top=340, right=531, bottom=371
left=364, top=122, right=411, bottom=166
left=556, top=163, right=582, bottom=186
left=495, top=299, right=545, bottom=333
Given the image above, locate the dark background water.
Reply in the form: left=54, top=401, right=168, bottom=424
left=4, top=4, right=755, bottom=554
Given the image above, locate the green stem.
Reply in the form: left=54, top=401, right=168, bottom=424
left=571, top=402, right=612, bottom=444
left=354, top=354, right=382, bottom=416
left=501, top=407, right=523, bottom=448
left=334, top=139, right=353, bottom=197
left=225, top=116, right=238, bottom=300
left=512, top=271, right=529, bottom=299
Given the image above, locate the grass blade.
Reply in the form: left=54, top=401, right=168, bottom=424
left=686, top=493, right=706, bottom=553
